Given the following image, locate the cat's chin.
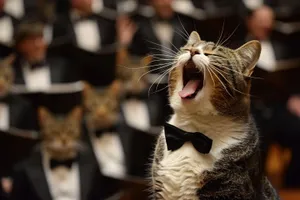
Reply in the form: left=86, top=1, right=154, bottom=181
left=47, top=149, right=78, bottom=160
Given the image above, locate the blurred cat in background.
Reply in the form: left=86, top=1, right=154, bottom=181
left=0, top=55, right=15, bottom=97
left=39, top=106, right=82, bottom=160
left=83, top=80, right=125, bottom=178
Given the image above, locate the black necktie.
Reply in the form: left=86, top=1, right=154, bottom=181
left=50, top=158, right=76, bottom=169
left=164, top=123, right=213, bottom=154
left=94, top=126, right=117, bottom=137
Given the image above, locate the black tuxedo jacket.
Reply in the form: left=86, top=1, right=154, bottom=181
left=13, top=55, right=81, bottom=85
left=53, top=13, right=116, bottom=50
left=10, top=146, right=120, bottom=200
left=2, top=94, right=36, bottom=131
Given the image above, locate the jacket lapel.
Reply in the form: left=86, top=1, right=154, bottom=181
left=25, top=149, right=52, bottom=200
left=13, top=62, right=25, bottom=85
left=78, top=150, right=95, bottom=200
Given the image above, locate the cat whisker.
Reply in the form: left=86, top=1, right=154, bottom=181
left=215, top=20, right=225, bottom=47
left=218, top=24, right=240, bottom=47
left=176, top=15, right=190, bottom=39
left=117, top=64, right=151, bottom=70
left=138, top=64, right=173, bottom=82
left=210, top=66, right=256, bottom=98
left=208, top=67, right=234, bottom=98
left=206, top=67, right=216, bottom=87
left=147, top=41, right=178, bottom=54
left=174, top=28, right=189, bottom=42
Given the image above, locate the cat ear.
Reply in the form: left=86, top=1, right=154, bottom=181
left=68, top=106, right=82, bottom=122
left=82, top=81, right=93, bottom=97
left=235, top=40, right=261, bottom=77
left=109, top=79, right=122, bottom=97
left=188, top=31, right=201, bottom=45
left=38, top=107, right=53, bottom=127
left=3, top=54, right=15, bottom=66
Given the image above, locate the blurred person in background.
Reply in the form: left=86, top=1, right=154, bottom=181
left=241, top=0, right=300, bottom=188
left=13, top=19, right=79, bottom=91
left=54, top=0, right=116, bottom=53
left=118, top=0, right=194, bottom=125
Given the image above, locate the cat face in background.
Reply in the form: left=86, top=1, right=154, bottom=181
left=168, top=31, right=261, bottom=117
left=117, top=54, right=152, bottom=94
left=38, top=106, right=82, bottom=160
left=83, top=80, right=121, bottom=130
left=0, top=55, right=15, bottom=97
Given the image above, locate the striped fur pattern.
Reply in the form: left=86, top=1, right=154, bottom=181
left=151, top=32, right=279, bottom=199
left=38, top=106, right=82, bottom=160
left=83, top=81, right=121, bottom=130
left=0, top=55, right=15, bottom=97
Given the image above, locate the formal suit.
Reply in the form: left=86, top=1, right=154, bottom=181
left=0, top=94, right=36, bottom=131
left=13, top=55, right=81, bottom=86
left=10, top=146, right=121, bottom=200
left=53, top=12, right=116, bottom=52
left=82, top=122, right=126, bottom=179
left=51, top=12, right=117, bottom=86
left=0, top=11, right=18, bottom=58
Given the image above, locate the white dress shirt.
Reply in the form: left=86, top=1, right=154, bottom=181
left=122, top=99, right=150, bottom=131
left=0, top=103, right=9, bottom=131
left=71, top=12, right=101, bottom=52
left=4, top=0, right=24, bottom=19
left=43, top=152, right=80, bottom=200
left=22, top=63, right=51, bottom=91
left=87, top=126, right=125, bottom=178
left=0, top=16, right=13, bottom=45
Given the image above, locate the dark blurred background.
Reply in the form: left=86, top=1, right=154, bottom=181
left=0, top=0, right=300, bottom=199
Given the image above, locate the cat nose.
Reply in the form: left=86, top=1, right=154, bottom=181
left=96, top=108, right=106, bottom=117
left=190, top=49, right=200, bottom=56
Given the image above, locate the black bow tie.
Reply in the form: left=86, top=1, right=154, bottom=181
left=30, top=60, right=47, bottom=69
left=94, top=126, right=117, bottom=137
left=0, top=95, right=10, bottom=103
left=50, top=158, right=77, bottom=170
left=124, top=91, right=149, bottom=100
left=164, top=123, right=213, bottom=154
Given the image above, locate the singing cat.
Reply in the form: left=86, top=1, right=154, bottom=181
left=0, top=55, right=15, bottom=97
left=151, top=31, right=279, bottom=200
left=82, top=80, right=125, bottom=177
left=38, top=106, right=82, bottom=161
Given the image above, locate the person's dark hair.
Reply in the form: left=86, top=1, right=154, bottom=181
left=14, top=19, right=44, bottom=46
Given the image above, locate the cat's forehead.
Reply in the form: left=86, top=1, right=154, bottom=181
left=183, top=41, right=215, bottom=50
left=0, top=64, right=12, bottom=73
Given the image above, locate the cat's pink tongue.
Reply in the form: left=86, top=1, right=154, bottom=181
left=178, top=80, right=200, bottom=98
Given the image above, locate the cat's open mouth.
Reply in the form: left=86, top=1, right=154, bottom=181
left=179, top=60, right=204, bottom=99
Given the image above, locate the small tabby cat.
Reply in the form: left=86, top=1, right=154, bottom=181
left=38, top=106, right=82, bottom=160
left=82, top=81, right=125, bottom=177
left=0, top=55, right=15, bottom=97
left=83, top=80, right=121, bottom=130
left=151, top=32, right=279, bottom=200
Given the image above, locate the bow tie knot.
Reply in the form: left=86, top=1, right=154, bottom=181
left=164, top=123, right=212, bottom=154
left=50, top=157, right=77, bottom=170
